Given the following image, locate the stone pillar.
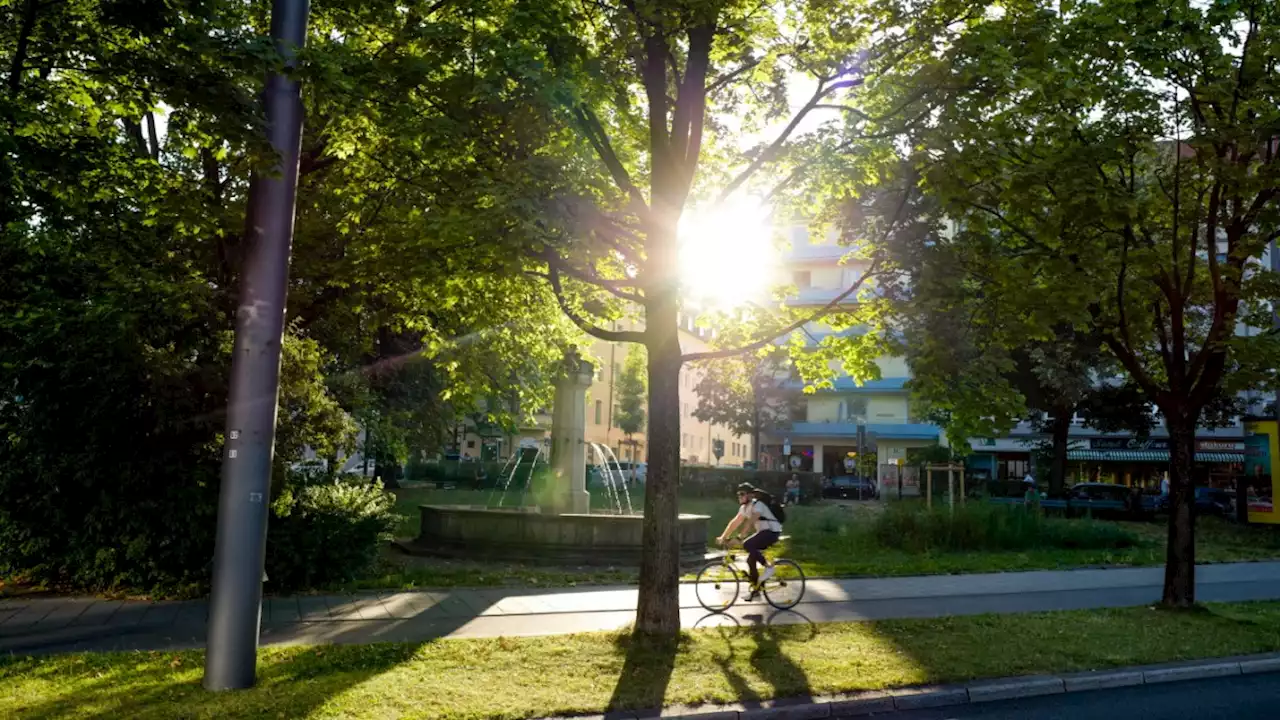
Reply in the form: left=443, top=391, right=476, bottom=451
left=551, top=350, right=594, bottom=515
left=812, top=443, right=825, bottom=474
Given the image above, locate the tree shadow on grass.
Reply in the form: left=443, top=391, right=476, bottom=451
left=2, top=641, right=429, bottom=720
left=606, top=629, right=683, bottom=714
left=713, top=609, right=816, bottom=708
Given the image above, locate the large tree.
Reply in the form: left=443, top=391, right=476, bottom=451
left=466, top=0, right=975, bottom=634
left=883, top=0, right=1280, bottom=606
left=0, top=0, right=579, bottom=591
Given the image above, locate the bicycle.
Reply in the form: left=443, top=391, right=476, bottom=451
left=694, top=537, right=806, bottom=612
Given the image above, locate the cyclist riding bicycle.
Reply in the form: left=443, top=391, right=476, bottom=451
left=716, top=482, right=783, bottom=599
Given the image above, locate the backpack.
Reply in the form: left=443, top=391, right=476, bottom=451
left=756, top=492, right=786, bottom=525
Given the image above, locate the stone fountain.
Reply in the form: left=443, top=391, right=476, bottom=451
left=399, top=350, right=710, bottom=567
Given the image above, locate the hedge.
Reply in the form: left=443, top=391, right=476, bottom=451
left=679, top=467, right=825, bottom=501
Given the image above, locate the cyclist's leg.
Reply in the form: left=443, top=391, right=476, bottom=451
left=743, top=531, right=766, bottom=586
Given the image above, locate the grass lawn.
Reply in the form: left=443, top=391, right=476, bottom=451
left=376, top=488, right=1280, bottom=590
left=7, top=601, right=1280, bottom=719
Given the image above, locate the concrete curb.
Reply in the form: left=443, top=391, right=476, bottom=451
left=535, top=652, right=1280, bottom=720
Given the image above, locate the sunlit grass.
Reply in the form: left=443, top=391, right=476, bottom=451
left=6, top=602, right=1280, bottom=719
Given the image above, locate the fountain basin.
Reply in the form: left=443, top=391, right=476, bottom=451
left=397, top=505, right=712, bottom=568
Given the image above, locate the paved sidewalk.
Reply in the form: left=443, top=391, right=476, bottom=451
left=5, top=561, right=1280, bottom=656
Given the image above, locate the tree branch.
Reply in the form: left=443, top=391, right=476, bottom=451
left=670, top=24, right=714, bottom=197
left=8, top=0, right=38, bottom=98
left=968, top=202, right=1045, bottom=250
left=682, top=264, right=881, bottom=363
left=572, top=106, right=648, bottom=213
left=717, top=76, right=864, bottom=201
left=144, top=112, right=160, bottom=160
left=1153, top=300, right=1172, bottom=370
left=547, top=264, right=645, bottom=343
left=543, top=252, right=644, bottom=303
left=706, top=58, right=760, bottom=94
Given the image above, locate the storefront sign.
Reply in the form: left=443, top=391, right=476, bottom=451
left=1090, top=438, right=1170, bottom=451
left=1198, top=440, right=1246, bottom=452
left=1088, top=437, right=1245, bottom=452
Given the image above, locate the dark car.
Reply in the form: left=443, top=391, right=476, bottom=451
left=1066, top=482, right=1159, bottom=518
left=1150, top=487, right=1236, bottom=517
left=823, top=475, right=878, bottom=500
left=1195, top=487, right=1233, bottom=517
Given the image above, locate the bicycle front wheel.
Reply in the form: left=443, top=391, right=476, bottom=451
left=762, top=559, right=806, bottom=610
left=694, top=561, right=741, bottom=612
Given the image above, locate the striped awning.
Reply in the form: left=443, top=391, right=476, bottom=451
left=1066, top=450, right=1244, bottom=463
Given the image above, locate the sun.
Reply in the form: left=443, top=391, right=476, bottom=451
left=678, top=197, right=776, bottom=309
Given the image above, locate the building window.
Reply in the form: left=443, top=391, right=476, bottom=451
left=466, top=440, right=476, bottom=449
left=595, top=400, right=602, bottom=425
left=1002, top=459, right=1029, bottom=481
left=793, top=270, right=811, bottom=289
left=683, top=402, right=689, bottom=417
left=789, top=402, right=807, bottom=423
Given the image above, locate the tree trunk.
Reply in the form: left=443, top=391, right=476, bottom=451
left=750, top=391, right=761, bottom=464
left=374, top=454, right=401, bottom=490
left=1049, top=409, right=1071, bottom=495
left=636, top=218, right=683, bottom=635
left=1163, top=418, right=1197, bottom=607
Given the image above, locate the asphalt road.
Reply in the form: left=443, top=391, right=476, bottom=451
left=878, top=672, right=1280, bottom=719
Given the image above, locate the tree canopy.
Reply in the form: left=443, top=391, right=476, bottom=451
left=0, top=0, right=582, bottom=592
left=876, top=0, right=1280, bottom=606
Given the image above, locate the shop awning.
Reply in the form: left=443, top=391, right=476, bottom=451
left=1197, top=452, right=1246, bottom=463
left=1066, top=450, right=1244, bottom=463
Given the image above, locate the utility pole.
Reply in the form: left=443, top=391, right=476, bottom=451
left=204, top=0, right=310, bottom=692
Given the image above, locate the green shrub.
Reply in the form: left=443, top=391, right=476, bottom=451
left=872, top=502, right=1138, bottom=553
left=265, top=475, right=400, bottom=592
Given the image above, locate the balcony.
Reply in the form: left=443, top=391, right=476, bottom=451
left=783, top=243, right=850, bottom=262
left=781, top=377, right=910, bottom=392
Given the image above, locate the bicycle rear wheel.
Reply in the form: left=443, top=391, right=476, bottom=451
left=694, top=561, right=741, bottom=612
left=762, top=559, right=805, bottom=610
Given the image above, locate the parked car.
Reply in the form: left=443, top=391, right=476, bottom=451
left=612, top=461, right=647, bottom=485
left=823, top=475, right=878, bottom=500
left=1149, top=487, right=1236, bottom=517
left=1195, top=487, right=1234, bottom=517
left=1065, top=482, right=1160, bottom=518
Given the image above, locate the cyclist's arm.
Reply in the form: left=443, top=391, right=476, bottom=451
left=717, top=509, right=747, bottom=542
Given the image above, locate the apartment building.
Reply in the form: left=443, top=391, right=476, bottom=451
left=584, top=322, right=754, bottom=466
left=758, top=226, right=943, bottom=483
